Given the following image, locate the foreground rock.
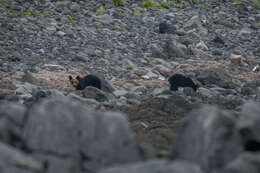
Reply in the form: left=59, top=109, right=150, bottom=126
left=0, top=102, right=27, bottom=149
left=23, top=98, right=141, bottom=173
left=216, top=152, right=260, bottom=173
left=170, top=106, right=242, bottom=171
left=170, top=102, right=260, bottom=173
left=0, top=96, right=260, bottom=173
left=98, top=159, right=204, bottom=173
left=0, top=98, right=141, bottom=173
left=237, top=102, right=260, bottom=152
left=0, top=142, right=43, bottom=173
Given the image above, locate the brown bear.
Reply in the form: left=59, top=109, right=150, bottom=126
left=69, top=74, right=101, bottom=90
left=168, top=74, right=198, bottom=91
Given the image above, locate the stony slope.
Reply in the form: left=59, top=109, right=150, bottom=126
left=0, top=0, right=260, bottom=172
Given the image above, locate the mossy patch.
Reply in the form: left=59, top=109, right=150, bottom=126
left=113, top=0, right=124, bottom=7
left=140, top=0, right=170, bottom=9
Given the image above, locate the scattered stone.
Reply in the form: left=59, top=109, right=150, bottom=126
left=158, top=22, right=177, bottom=34
left=241, top=82, right=260, bottom=96
left=238, top=27, right=252, bottom=37
left=197, top=87, right=214, bottom=99
left=230, top=54, right=242, bottom=65
left=67, top=93, right=100, bottom=108
left=212, top=35, right=225, bottom=45
left=84, top=86, right=110, bottom=102
left=162, top=39, right=188, bottom=59
left=196, top=41, right=208, bottom=51
left=252, top=65, right=259, bottom=72
left=146, top=71, right=158, bottom=79
left=113, top=89, right=128, bottom=98
left=197, top=68, right=236, bottom=89
left=15, top=83, right=38, bottom=96
left=57, top=31, right=66, bottom=36
left=96, top=14, right=114, bottom=25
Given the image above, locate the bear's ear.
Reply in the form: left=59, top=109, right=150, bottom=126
left=195, top=84, right=199, bottom=90
left=76, top=76, right=81, bottom=80
left=69, top=75, right=73, bottom=80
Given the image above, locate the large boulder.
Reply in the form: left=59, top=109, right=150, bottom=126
left=240, top=81, right=260, bottom=96
left=237, top=102, right=260, bottom=152
left=197, top=68, right=237, bottom=89
left=23, top=98, right=141, bottom=173
left=98, top=159, right=204, bottom=173
left=215, top=152, right=260, bottom=173
left=170, top=106, right=242, bottom=171
left=0, top=142, right=43, bottom=173
left=0, top=102, right=27, bottom=149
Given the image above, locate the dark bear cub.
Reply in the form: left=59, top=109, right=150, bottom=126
left=69, top=74, right=101, bottom=90
left=168, top=74, right=198, bottom=91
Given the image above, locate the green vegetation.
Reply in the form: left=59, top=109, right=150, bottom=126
left=141, top=0, right=156, bottom=8
left=24, top=11, right=33, bottom=16
left=96, top=6, right=105, bottom=15
left=0, top=0, right=260, bottom=19
left=66, top=15, right=75, bottom=22
left=136, top=9, right=142, bottom=16
left=44, top=10, right=50, bottom=16
left=140, top=0, right=170, bottom=9
left=250, top=0, right=260, bottom=7
left=33, top=10, right=41, bottom=16
left=9, top=12, right=18, bottom=17
left=0, top=0, right=11, bottom=9
left=23, top=10, right=41, bottom=17
left=113, top=0, right=124, bottom=7
left=0, top=7, right=5, bottom=12
left=233, top=0, right=242, bottom=3
left=159, top=2, right=170, bottom=8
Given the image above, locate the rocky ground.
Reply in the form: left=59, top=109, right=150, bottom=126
left=0, top=0, right=260, bottom=172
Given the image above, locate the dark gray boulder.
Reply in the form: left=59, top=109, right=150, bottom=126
left=241, top=81, right=260, bottom=96
left=0, top=102, right=26, bottom=125
left=23, top=98, right=141, bottom=173
left=0, top=102, right=27, bottom=149
left=23, top=89, right=65, bottom=107
left=32, top=153, right=81, bottom=173
left=197, top=68, right=237, bottom=89
left=170, top=106, right=242, bottom=171
left=215, top=152, right=260, bottom=173
left=83, top=86, right=111, bottom=102
left=159, top=22, right=177, bottom=34
left=98, top=159, right=204, bottom=173
left=237, top=102, right=260, bottom=152
left=0, top=142, right=43, bottom=173
left=163, top=39, right=188, bottom=58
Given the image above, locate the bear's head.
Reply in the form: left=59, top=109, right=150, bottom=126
left=69, top=75, right=80, bottom=88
